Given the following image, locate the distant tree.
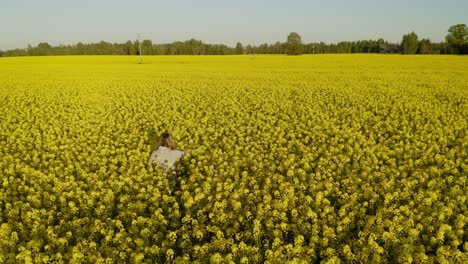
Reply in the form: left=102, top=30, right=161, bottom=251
left=76, top=42, right=85, bottom=55
left=37, top=42, right=51, bottom=50
left=126, top=40, right=136, bottom=55
left=431, top=42, right=444, bottom=54
left=142, top=39, right=153, bottom=55
left=462, top=43, right=468, bottom=54
left=335, top=41, right=351, bottom=53
left=112, top=43, right=126, bottom=55
left=95, top=41, right=112, bottom=55
left=377, top=38, right=386, bottom=52
left=245, top=44, right=253, bottom=54
left=35, top=42, right=52, bottom=56
left=286, top=32, right=304, bottom=55
left=186, top=39, right=205, bottom=55
left=271, top=41, right=285, bottom=54
left=3, top=48, right=28, bottom=57
left=235, top=42, right=244, bottom=54
left=445, top=24, right=468, bottom=54
left=56, top=44, right=69, bottom=55
left=134, top=40, right=141, bottom=55
left=417, top=38, right=432, bottom=54
left=26, top=45, right=33, bottom=56
left=257, top=43, right=268, bottom=54
left=401, top=32, right=419, bottom=54
left=151, top=44, right=165, bottom=55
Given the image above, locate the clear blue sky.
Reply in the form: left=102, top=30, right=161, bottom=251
left=1, top=0, right=467, bottom=50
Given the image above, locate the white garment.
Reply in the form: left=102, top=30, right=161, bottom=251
left=148, top=146, right=187, bottom=172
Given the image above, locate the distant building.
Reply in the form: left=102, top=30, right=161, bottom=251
left=380, top=44, right=400, bottom=53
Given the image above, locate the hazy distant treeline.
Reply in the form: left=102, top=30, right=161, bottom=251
left=0, top=39, right=455, bottom=57
left=1, top=24, right=466, bottom=57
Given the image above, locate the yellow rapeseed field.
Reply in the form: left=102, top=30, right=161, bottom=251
left=0, top=55, right=467, bottom=263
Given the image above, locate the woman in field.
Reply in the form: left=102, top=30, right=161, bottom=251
left=148, top=132, right=187, bottom=173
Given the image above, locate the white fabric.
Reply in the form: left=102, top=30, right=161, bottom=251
left=148, top=146, right=187, bottom=172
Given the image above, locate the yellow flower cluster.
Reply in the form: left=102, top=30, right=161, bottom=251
left=0, top=55, right=467, bottom=263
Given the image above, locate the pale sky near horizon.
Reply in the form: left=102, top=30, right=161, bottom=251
left=1, top=0, right=467, bottom=50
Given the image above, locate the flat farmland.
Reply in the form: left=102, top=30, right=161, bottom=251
left=0, top=55, right=467, bottom=263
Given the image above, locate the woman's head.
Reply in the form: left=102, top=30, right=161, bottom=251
left=158, top=132, right=176, bottom=150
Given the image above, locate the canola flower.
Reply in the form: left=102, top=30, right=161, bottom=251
left=0, top=55, right=467, bottom=263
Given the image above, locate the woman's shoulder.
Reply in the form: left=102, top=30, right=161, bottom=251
left=174, top=149, right=187, bottom=156
left=156, top=146, right=169, bottom=152
left=155, top=146, right=186, bottom=157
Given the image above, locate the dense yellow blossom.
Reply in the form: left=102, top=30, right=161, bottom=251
left=0, top=55, right=467, bottom=263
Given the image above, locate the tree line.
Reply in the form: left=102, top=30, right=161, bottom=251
left=0, top=24, right=466, bottom=57
left=400, top=24, right=468, bottom=55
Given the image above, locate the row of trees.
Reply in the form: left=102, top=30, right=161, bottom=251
left=0, top=40, right=237, bottom=57
left=401, top=24, right=468, bottom=54
left=1, top=24, right=466, bottom=57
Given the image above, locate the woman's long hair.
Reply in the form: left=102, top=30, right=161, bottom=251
left=158, top=132, right=176, bottom=150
